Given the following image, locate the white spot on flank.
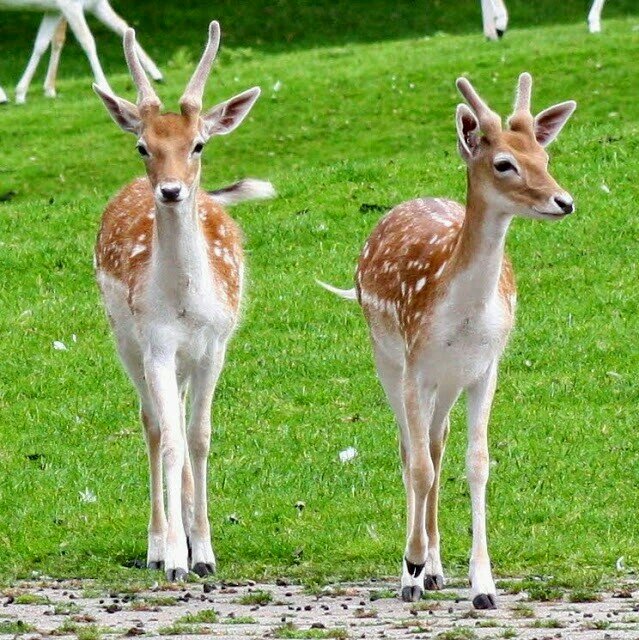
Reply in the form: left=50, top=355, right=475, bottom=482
left=214, top=247, right=222, bottom=257
left=434, top=262, right=446, bottom=279
left=130, top=244, right=146, bottom=258
left=415, top=277, right=426, bottom=292
left=429, top=235, right=439, bottom=245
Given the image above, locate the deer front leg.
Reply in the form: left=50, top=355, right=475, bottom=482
left=0, top=86, right=7, bottom=104
left=15, top=14, right=61, bottom=104
left=588, top=0, right=606, bottom=33
left=466, top=361, right=498, bottom=609
left=401, top=363, right=436, bottom=602
left=141, top=407, right=167, bottom=570
left=145, top=354, right=188, bottom=582
left=186, top=341, right=227, bottom=577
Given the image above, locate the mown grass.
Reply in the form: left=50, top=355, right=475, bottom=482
left=0, top=1, right=638, bottom=588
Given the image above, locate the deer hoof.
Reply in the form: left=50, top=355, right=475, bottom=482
left=473, top=593, right=497, bottom=609
left=192, top=562, right=216, bottom=577
left=424, top=574, right=444, bottom=590
left=401, top=586, right=423, bottom=602
left=166, top=567, right=188, bottom=582
left=147, top=561, right=164, bottom=571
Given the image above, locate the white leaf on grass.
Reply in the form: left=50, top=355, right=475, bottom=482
left=79, top=488, right=97, bottom=503
left=616, top=556, right=625, bottom=571
left=53, top=341, right=67, bottom=351
left=273, top=80, right=282, bottom=92
left=72, top=334, right=78, bottom=343
left=600, top=184, right=610, bottom=194
left=339, top=447, right=358, bottom=463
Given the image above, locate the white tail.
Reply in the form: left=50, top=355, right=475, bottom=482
left=208, top=178, right=276, bottom=206
left=316, top=280, right=357, bottom=301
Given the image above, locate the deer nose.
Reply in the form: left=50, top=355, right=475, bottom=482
left=553, top=194, right=574, bottom=215
left=160, top=185, right=182, bottom=202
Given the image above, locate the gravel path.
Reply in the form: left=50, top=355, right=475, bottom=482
left=1, top=579, right=638, bottom=639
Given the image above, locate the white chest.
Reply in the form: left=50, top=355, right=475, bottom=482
left=422, top=291, right=512, bottom=388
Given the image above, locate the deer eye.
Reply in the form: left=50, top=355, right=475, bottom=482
left=137, top=144, right=149, bottom=157
left=193, top=142, right=204, bottom=155
left=494, top=159, right=516, bottom=173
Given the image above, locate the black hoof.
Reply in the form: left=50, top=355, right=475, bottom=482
left=401, top=586, right=423, bottom=602
left=147, top=561, right=164, bottom=571
left=496, top=29, right=505, bottom=38
left=424, top=574, right=444, bottom=591
left=473, top=593, right=497, bottom=609
left=166, top=567, right=188, bottom=582
left=192, top=562, right=215, bottom=578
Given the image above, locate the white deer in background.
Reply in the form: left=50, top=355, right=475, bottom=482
left=319, top=73, right=576, bottom=608
left=0, top=0, right=162, bottom=104
left=481, top=0, right=607, bottom=39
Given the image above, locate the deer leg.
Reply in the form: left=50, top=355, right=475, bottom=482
left=491, top=0, right=508, bottom=37
left=466, top=361, right=499, bottom=609
left=179, top=387, right=194, bottom=556
left=91, top=0, right=163, bottom=81
left=588, top=0, right=606, bottom=33
left=15, top=14, right=61, bottom=104
left=400, top=360, right=436, bottom=602
left=423, top=387, right=460, bottom=590
left=145, top=352, right=188, bottom=582
left=186, top=341, right=227, bottom=577
left=141, top=405, right=167, bottom=570
left=59, top=1, right=110, bottom=92
left=0, top=86, right=7, bottom=104
left=44, top=17, right=67, bottom=98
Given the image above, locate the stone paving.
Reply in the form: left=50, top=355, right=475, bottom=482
left=1, top=579, right=638, bottom=639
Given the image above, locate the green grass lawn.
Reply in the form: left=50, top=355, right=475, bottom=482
left=0, top=2, right=638, bottom=587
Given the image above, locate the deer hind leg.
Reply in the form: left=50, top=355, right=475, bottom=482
left=0, top=86, right=7, bottom=104
left=186, top=341, right=227, bottom=577
left=466, top=361, right=499, bottom=609
left=44, top=17, right=67, bottom=98
left=423, top=387, right=460, bottom=590
left=588, top=0, right=606, bottom=33
left=59, top=0, right=110, bottom=91
left=400, top=360, right=436, bottom=602
left=91, top=0, right=163, bottom=81
left=15, top=14, right=61, bottom=104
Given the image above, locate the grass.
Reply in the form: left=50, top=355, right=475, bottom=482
left=273, top=623, right=349, bottom=639
left=222, top=615, right=257, bottom=624
left=13, top=593, right=49, bottom=605
left=235, top=589, right=273, bottom=605
left=0, top=0, right=638, bottom=588
left=0, top=620, right=35, bottom=634
left=176, top=609, right=218, bottom=624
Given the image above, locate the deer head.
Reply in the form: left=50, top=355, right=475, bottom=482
left=455, top=72, right=576, bottom=220
left=94, top=22, right=260, bottom=206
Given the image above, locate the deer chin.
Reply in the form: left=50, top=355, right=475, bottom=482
left=529, top=206, right=571, bottom=221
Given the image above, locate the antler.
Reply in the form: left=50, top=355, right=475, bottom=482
left=456, top=76, right=502, bottom=136
left=124, top=29, right=161, bottom=117
left=179, top=21, right=221, bottom=117
left=509, top=72, right=534, bottom=132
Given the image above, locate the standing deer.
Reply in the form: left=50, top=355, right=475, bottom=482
left=319, top=73, right=576, bottom=608
left=93, top=21, right=273, bottom=581
left=0, top=0, right=162, bottom=104
left=480, top=0, right=607, bottom=39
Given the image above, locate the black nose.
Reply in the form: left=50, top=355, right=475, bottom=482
left=161, top=186, right=181, bottom=201
left=554, top=196, right=574, bottom=214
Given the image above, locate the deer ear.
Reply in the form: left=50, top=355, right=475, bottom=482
left=93, top=84, right=141, bottom=134
left=201, top=87, right=261, bottom=139
left=456, top=103, right=480, bottom=162
left=534, top=100, right=576, bottom=147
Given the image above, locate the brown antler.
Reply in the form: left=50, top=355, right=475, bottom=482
left=124, top=29, right=161, bottom=117
left=456, top=76, right=502, bottom=136
left=179, top=21, right=221, bottom=117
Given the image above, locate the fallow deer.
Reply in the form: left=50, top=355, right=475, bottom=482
left=319, top=73, right=576, bottom=608
left=0, top=0, right=162, bottom=104
left=93, top=21, right=273, bottom=581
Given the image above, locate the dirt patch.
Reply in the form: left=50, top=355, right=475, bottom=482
left=1, top=579, right=637, bottom=639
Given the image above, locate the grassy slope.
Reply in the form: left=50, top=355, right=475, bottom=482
left=0, top=2, right=638, bottom=586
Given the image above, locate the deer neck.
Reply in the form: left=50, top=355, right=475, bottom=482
left=151, top=186, right=209, bottom=295
left=447, top=178, right=512, bottom=308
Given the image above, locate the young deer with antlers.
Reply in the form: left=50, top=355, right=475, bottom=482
left=93, top=22, right=273, bottom=581
left=319, top=73, right=576, bottom=608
